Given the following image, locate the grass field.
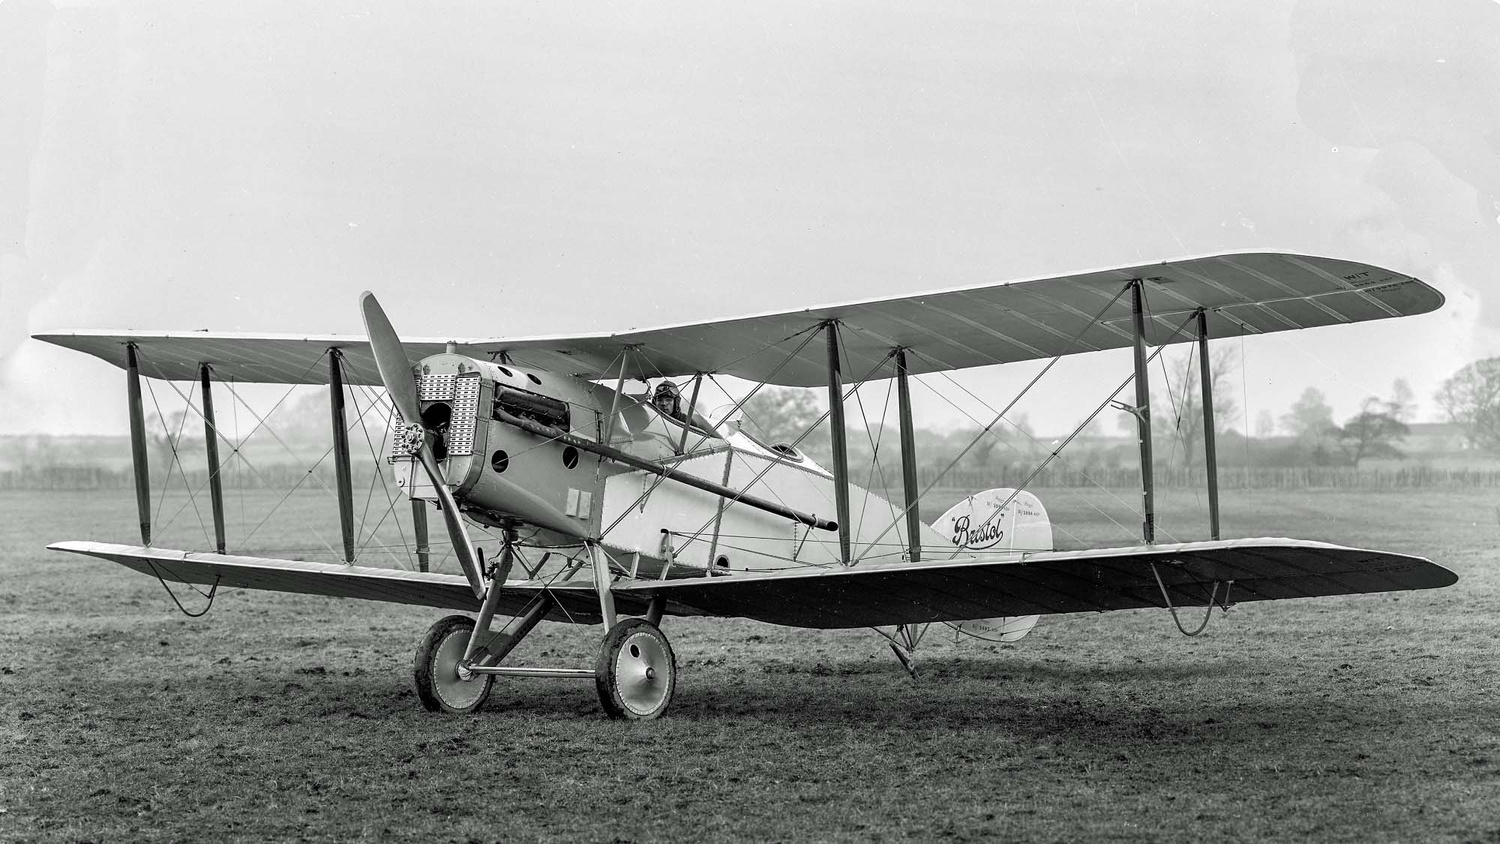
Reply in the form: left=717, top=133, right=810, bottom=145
left=1, top=486, right=1497, bottom=842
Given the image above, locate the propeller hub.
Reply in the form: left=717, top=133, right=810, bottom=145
left=393, top=422, right=425, bottom=457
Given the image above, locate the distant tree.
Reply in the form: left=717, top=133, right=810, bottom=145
left=1388, top=378, right=1416, bottom=422
left=1153, top=345, right=1240, bottom=468
left=1335, top=398, right=1409, bottom=466
left=277, top=389, right=335, bottom=443
left=1254, top=409, right=1276, bottom=439
left=741, top=387, right=824, bottom=445
left=9, top=435, right=66, bottom=470
left=146, top=410, right=201, bottom=471
left=1282, top=387, right=1336, bottom=443
left=1435, top=357, right=1500, bottom=453
left=947, top=413, right=1033, bottom=469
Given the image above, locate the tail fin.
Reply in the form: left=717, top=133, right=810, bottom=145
left=932, top=488, right=1051, bottom=642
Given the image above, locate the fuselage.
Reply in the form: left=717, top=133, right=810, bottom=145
left=391, top=352, right=956, bottom=577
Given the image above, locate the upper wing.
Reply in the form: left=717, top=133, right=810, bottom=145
left=35, top=251, right=1441, bottom=387
left=613, top=538, right=1457, bottom=629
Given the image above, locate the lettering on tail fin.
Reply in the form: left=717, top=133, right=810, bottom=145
left=951, top=514, right=1006, bottom=550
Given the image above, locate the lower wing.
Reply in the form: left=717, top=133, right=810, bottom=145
left=614, top=538, right=1457, bottom=629
left=49, top=537, right=1455, bottom=630
left=46, top=541, right=615, bottom=623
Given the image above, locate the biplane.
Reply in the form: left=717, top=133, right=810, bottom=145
left=36, top=251, right=1457, bottom=719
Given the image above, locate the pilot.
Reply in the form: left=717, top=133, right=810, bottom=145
left=652, top=381, right=685, bottom=422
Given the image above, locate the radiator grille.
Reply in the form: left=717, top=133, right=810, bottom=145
left=447, top=373, right=481, bottom=455
left=389, top=371, right=482, bottom=460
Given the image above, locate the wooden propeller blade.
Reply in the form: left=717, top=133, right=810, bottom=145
left=361, top=291, right=483, bottom=599
left=418, top=443, right=485, bottom=599
left=358, top=291, right=423, bottom=425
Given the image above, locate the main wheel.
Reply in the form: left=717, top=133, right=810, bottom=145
left=413, top=615, right=493, bottom=713
left=595, top=618, right=676, bottom=720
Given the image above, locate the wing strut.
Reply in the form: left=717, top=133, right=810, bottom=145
left=411, top=500, right=431, bottom=572
left=824, top=321, right=853, bottom=565
left=1197, top=309, right=1222, bottom=540
left=125, top=343, right=152, bottom=546
left=894, top=348, right=922, bottom=564
left=675, top=373, right=703, bottom=455
left=1130, top=280, right=1156, bottom=544
left=328, top=349, right=356, bottom=563
left=602, top=346, right=633, bottom=445
left=199, top=364, right=228, bottom=554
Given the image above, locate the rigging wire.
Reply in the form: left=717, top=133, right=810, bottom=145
left=144, top=348, right=334, bottom=543
left=841, top=328, right=902, bottom=543
left=140, top=366, right=214, bottom=549
left=155, top=367, right=387, bottom=561
left=908, top=372, right=1129, bottom=549
left=231, top=375, right=245, bottom=544
left=1240, top=334, right=1253, bottom=509
left=595, top=326, right=833, bottom=544
left=346, top=381, right=416, bottom=570
left=656, top=351, right=897, bottom=562
left=953, top=310, right=1201, bottom=544
left=919, top=362, right=1147, bottom=532
left=855, top=282, right=1135, bottom=556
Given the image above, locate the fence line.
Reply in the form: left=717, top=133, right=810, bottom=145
left=916, top=464, right=1500, bottom=490
left=0, top=465, right=387, bottom=492
left=6, top=463, right=1500, bottom=492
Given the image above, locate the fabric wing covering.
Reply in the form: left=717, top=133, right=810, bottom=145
left=34, top=251, right=1441, bottom=387
left=46, top=542, right=616, bottom=622
left=618, top=538, right=1457, bottom=629
left=50, top=538, right=1456, bottom=630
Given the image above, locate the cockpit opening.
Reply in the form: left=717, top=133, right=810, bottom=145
left=647, top=380, right=720, bottom=438
left=769, top=443, right=804, bottom=460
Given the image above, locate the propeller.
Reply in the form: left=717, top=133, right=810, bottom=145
left=360, top=291, right=486, bottom=599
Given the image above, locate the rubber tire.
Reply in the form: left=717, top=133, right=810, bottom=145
left=413, top=615, right=493, bottom=713
left=595, top=618, right=677, bottom=720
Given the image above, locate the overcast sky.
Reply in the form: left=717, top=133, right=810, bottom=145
left=4, top=0, right=1499, bottom=438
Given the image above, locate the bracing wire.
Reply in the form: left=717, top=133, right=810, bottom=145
left=855, top=282, right=1135, bottom=557
left=953, top=310, right=1201, bottom=544
left=140, top=365, right=213, bottom=549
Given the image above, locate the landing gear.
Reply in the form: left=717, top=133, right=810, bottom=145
left=413, top=615, right=494, bottom=713
left=410, top=538, right=678, bottom=719
left=595, top=618, right=677, bottom=720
